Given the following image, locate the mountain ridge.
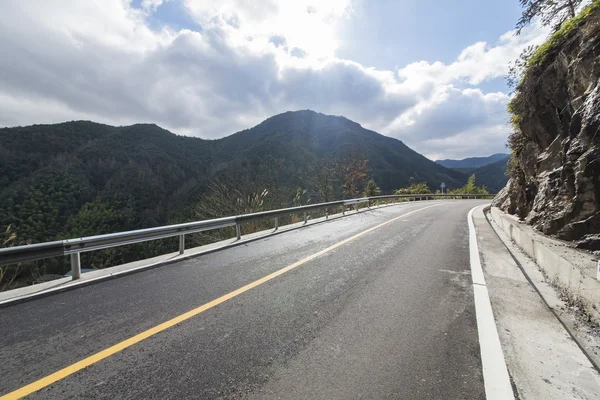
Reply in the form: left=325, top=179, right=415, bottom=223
left=0, top=110, right=497, bottom=280
left=0, top=110, right=465, bottom=244
left=468, top=158, right=509, bottom=193
left=435, top=153, right=509, bottom=169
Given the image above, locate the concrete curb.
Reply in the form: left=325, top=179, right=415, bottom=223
left=488, top=207, right=600, bottom=324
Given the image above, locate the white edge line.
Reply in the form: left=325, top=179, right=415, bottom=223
left=468, top=205, right=515, bottom=400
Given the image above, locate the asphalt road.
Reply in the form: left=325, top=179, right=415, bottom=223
left=0, top=200, right=488, bottom=399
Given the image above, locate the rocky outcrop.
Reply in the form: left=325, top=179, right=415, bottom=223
left=494, top=3, right=600, bottom=250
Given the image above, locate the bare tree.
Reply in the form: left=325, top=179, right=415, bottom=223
left=306, top=160, right=335, bottom=202
left=341, top=152, right=369, bottom=198
left=0, top=225, right=22, bottom=291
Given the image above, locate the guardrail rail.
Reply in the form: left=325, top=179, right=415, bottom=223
left=0, top=194, right=494, bottom=279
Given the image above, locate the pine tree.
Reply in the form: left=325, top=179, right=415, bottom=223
left=363, top=180, right=381, bottom=197
left=516, top=0, right=584, bottom=34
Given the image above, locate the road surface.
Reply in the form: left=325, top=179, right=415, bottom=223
left=0, top=200, right=488, bottom=399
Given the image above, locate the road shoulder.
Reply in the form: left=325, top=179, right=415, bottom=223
left=473, top=206, right=600, bottom=399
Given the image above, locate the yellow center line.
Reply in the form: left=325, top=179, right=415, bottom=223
left=1, top=204, right=440, bottom=400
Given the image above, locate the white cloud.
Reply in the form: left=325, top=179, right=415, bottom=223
left=418, top=123, right=512, bottom=161
left=378, top=85, right=511, bottom=159
left=397, top=22, right=549, bottom=90
left=0, top=0, right=551, bottom=159
left=386, top=87, right=509, bottom=141
left=183, top=0, right=353, bottom=59
left=141, top=0, right=166, bottom=13
left=385, top=22, right=549, bottom=158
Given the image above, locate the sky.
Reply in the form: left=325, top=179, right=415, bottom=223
left=0, top=0, right=550, bottom=160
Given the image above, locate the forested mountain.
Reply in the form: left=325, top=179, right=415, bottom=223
left=469, top=158, right=509, bottom=193
left=216, top=110, right=465, bottom=191
left=0, top=110, right=470, bottom=280
left=434, top=153, right=509, bottom=192
left=435, top=153, right=509, bottom=169
left=1, top=110, right=465, bottom=239
left=0, top=121, right=213, bottom=244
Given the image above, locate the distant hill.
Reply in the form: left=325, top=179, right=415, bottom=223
left=470, top=158, right=509, bottom=193
left=0, top=110, right=465, bottom=248
left=434, top=153, right=509, bottom=192
left=218, top=110, right=465, bottom=192
left=435, top=153, right=509, bottom=169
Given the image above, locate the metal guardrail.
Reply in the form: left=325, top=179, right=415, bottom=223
left=0, top=193, right=493, bottom=279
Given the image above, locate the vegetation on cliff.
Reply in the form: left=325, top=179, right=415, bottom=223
left=499, top=0, right=600, bottom=249
left=516, top=0, right=585, bottom=34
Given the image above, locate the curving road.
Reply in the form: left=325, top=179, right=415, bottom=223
left=0, top=200, right=488, bottom=399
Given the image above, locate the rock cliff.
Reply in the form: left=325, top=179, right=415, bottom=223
left=494, top=2, right=600, bottom=250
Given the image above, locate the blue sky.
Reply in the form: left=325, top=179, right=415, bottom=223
left=0, top=0, right=550, bottom=159
left=337, top=1, right=522, bottom=66
left=336, top=0, right=525, bottom=94
left=132, top=0, right=201, bottom=31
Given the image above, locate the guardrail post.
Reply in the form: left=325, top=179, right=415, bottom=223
left=70, top=253, right=81, bottom=280
left=274, top=217, right=279, bottom=230
left=236, top=223, right=241, bottom=240
left=303, top=212, right=308, bottom=224
left=179, top=234, right=185, bottom=254
left=342, top=206, right=345, bottom=216
left=368, top=199, right=371, bottom=209
left=355, top=203, right=359, bottom=212
left=325, top=209, right=329, bottom=220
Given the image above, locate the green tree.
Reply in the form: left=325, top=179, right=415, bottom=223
left=65, top=202, right=129, bottom=238
left=465, top=174, right=477, bottom=193
left=395, top=182, right=432, bottom=195
left=516, top=0, right=583, bottom=34
left=363, top=180, right=381, bottom=197
left=63, top=202, right=132, bottom=270
left=450, top=174, right=489, bottom=195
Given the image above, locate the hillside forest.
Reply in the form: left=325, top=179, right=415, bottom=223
left=0, top=111, right=490, bottom=289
